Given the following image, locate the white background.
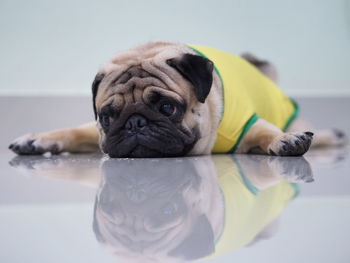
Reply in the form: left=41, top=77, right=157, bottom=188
left=0, top=0, right=349, bottom=96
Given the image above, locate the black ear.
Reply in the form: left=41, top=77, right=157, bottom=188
left=92, top=73, right=105, bottom=120
left=167, top=54, right=214, bottom=103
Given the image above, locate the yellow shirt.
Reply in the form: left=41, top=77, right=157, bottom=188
left=188, top=45, right=298, bottom=153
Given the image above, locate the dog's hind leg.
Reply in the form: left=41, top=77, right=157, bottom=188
left=286, top=117, right=347, bottom=148
left=242, top=54, right=347, bottom=148
left=241, top=53, right=278, bottom=83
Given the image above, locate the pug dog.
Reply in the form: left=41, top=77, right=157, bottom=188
left=8, top=42, right=347, bottom=158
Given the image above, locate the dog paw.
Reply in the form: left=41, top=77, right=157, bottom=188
left=9, top=133, right=63, bottom=155
left=268, top=132, right=313, bottom=156
left=329, top=129, right=347, bottom=146
left=310, top=128, right=347, bottom=148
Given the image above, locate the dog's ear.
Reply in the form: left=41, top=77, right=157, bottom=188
left=168, top=214, right=215, bottom=260
left=92, top=73, right=105, bottom=120
left=167, top=54, right=214, bottom=103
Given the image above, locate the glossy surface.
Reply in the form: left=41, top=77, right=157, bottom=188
left=1, top=147, right=350, bottom=263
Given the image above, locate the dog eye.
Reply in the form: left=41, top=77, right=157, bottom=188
left=159, top=103, right=176, bottom=117
left=100, top=114, right=111, bottom=129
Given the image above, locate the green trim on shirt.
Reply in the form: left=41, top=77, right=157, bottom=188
left=290, top=183, right=300, bottom=199
left=229, top=114, right=259, bottom=153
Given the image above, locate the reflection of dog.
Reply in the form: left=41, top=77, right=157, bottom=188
left=93, top=157, right=224, bottom=262
left=9, top=42, right=347, bottom=158
left=8, top=153, right=315, bottom=261
left=92, top=155, right=311, bottom=262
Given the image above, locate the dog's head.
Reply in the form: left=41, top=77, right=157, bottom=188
left=92, top=42, right=217, bottom=158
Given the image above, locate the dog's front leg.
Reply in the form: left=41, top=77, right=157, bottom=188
left=9, top=122, right=100, bottom=155
left=237, top=119, right=314, bottom=156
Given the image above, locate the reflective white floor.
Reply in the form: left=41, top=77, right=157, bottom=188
left=1, top=96, right=350, bottom=262
left=1, top=147, right=350, bottom=263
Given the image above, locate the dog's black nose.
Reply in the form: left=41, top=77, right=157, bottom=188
left=125, top=114, right=148, bottom=132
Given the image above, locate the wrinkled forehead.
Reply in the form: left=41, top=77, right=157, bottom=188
left=100, top=43, right=188, bottom=75
left=95, top=46, right=194, bottom=111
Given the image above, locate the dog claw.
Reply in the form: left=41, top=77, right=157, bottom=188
left=333, top=129, right=345, bottom=139
left=305, top=131, right=314, bottom=137
left=269, top=149, right=277, bottom=156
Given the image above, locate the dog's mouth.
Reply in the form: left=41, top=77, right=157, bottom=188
left=108, top=134, right=167, bottom=158
left=103, top=121, right=199, bottom=158
left=128, top=145, right=160, bottom=158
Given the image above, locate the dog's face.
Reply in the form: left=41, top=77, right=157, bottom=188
left=92, top=42, right=217, bottom=158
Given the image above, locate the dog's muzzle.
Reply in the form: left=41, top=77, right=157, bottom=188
left=124, top=114, right=148, bottom=134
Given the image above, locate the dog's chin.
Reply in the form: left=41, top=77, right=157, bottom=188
left=109, top=145, right=162, bottom=158
left=104, top=130, right=200, bottom=158
left=104, top=134, right=194, bottom=158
